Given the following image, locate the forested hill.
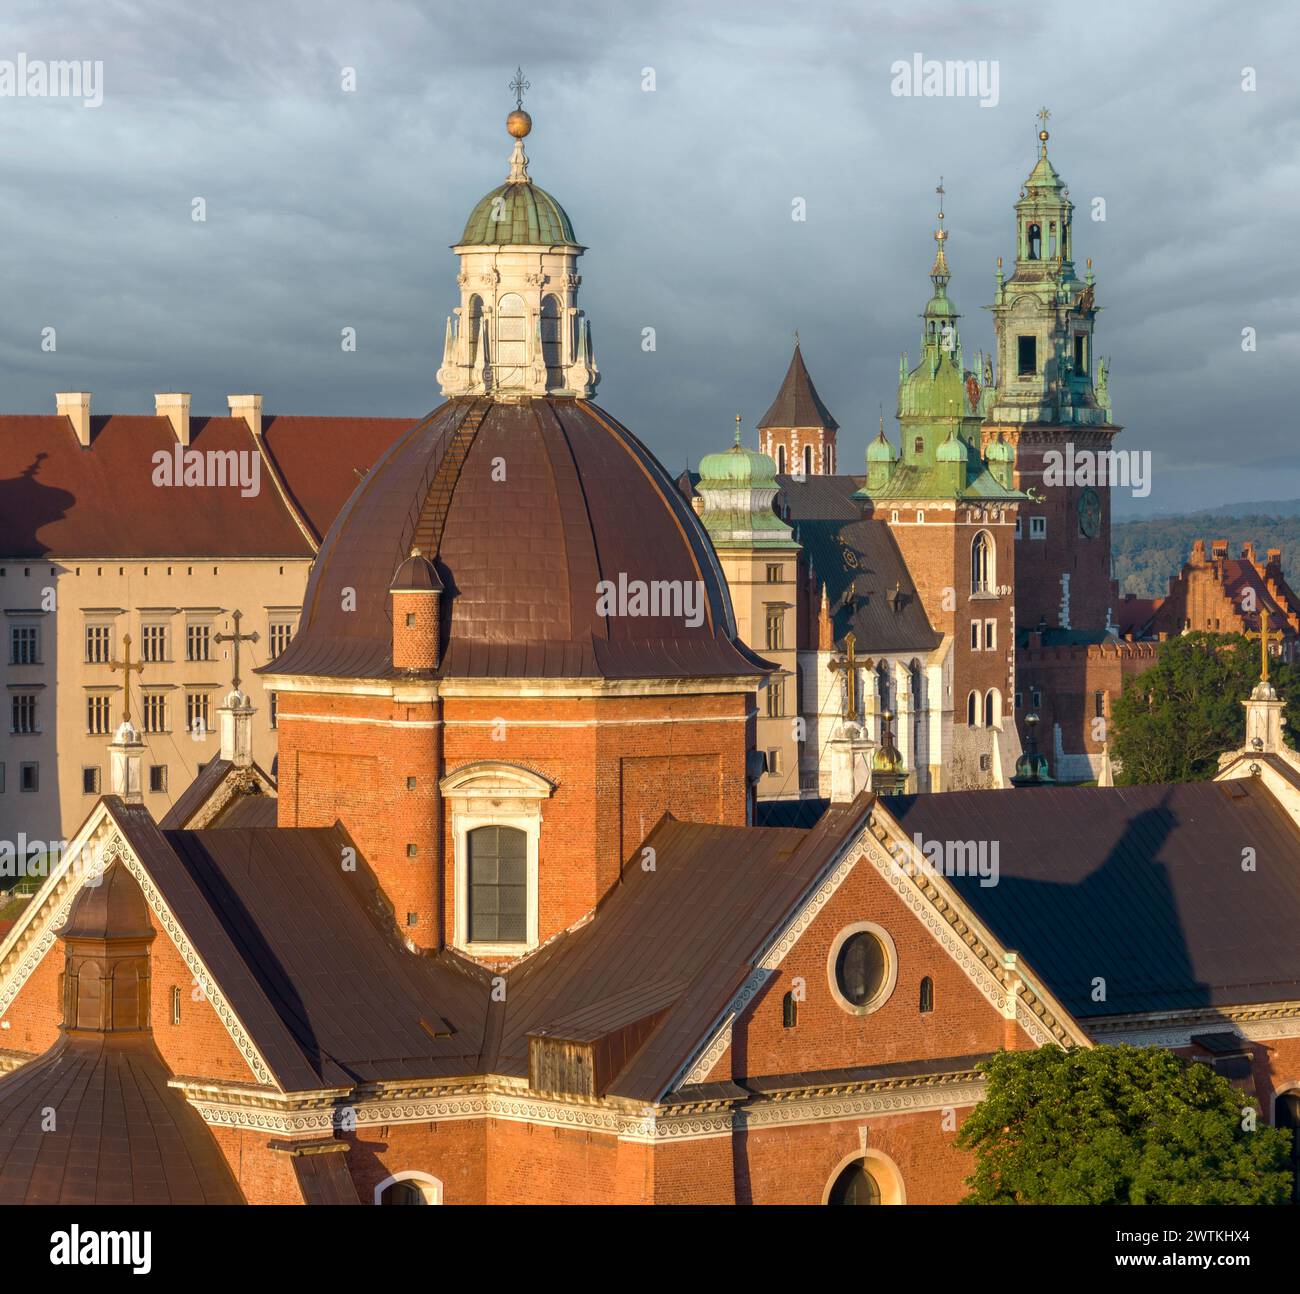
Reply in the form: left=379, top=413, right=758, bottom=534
left=1113, top=506, right=1300, bottom=599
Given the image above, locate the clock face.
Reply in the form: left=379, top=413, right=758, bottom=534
left=1078, top=487, right=1102, bottom=538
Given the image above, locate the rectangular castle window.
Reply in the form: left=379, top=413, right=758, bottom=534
left=1017, top=335, right=1037, bottom=376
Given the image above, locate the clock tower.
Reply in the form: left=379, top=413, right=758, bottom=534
left=981, top=110, right=1121, bottom=637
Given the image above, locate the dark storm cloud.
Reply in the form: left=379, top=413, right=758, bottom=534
left=0, top=0, right=1294, bottom=512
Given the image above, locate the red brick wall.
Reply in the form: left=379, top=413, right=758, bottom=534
left=712, top=845, right=1025, bottom=1081
left=279, top=686, right=752, bottom=952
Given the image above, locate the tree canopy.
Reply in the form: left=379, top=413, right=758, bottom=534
left=956, top=1045, right=1293, bottom=1205
left=1109, top=632, right=1300, bottom=784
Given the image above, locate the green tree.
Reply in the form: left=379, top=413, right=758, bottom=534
left=956, top=1045, right=1293, bottom=1204
left=1110, top=631, right=1300, bottom=784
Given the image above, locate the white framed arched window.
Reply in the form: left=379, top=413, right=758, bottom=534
left=441, top=761, right=556, bottom=956
left=803, top=444, right=814, bottom=476
left=971, top=530, right=995, bottom=595
left=494, top=293, right=528, bottom=387
left=465, top=294, right=484, bottom=365
left=967, top=690, right=980, bottom=726
left=822, top=1148, right=906, bottom=1205
left=375, top=1171, right=443, bottom=1205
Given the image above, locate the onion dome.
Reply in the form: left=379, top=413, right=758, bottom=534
left=867, top=422, right=898, bottom=465
left=870, top=710, right=909, bottom=797
left=936, top=428, right=969, bottom=462
left=458, top=106, right=578, bottom=247
left=699, top=416, right=779, bottom=488
left=0, top=862, right=245, bottom=1203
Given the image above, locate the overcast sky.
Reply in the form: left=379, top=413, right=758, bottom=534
left=1, top=0, right=1295, bottom=515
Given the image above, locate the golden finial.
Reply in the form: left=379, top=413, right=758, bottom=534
left=1037, top=106, right=1051, bottom=150
left=507, top=67, right=532, bottom=138
left=733, top=412, right=743, bottom=448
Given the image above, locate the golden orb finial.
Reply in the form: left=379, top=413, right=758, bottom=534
left=507, top=108, right=532, bottom=138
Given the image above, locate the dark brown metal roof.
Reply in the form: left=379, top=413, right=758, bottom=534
left=104, top=799, right=491, bottom=1090
left=263, top=396, right=768, bottom=682
left=888, top=779, right=1300, bottom=1018
left=497, top=799, right=872, bottom=1100
left=157, top=758, right=277, bottom=830
left=757, top=344, right=839, bottom=431
left=0, top=1034, right=245, bottom=1204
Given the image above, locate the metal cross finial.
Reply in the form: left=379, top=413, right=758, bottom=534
left=510, top=66, right=530, bottom=110
left=828, top=631, right=869, bottom=724
left=109, top=633, right=145, bottom=724
left=214, top=609, right=260, bottom=691
left=1037, top=106, right=1051, bottom=130
left=794, top=328, right=800, bottom=347
left=936, top=176, right=945, bottom=216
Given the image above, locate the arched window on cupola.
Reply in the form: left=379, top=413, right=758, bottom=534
left=971, top=530, right=995, bottom=595
left=803, top=445, right=814, bottom=477
left=776, top=444, right=787, bottom=474
left=540, top=295, right=562, bottom=385
left=495, top=293, right=528, bottom=386
left=1027, top=223, right=1041, bottom=260
left=466, top=295, right=484, bottom=364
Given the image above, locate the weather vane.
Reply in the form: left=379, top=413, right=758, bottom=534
left=510, top=66, right=530, bottom=111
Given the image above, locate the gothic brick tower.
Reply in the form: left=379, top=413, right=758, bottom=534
left=757, top=342, right=838, bottom=476
left=980, top=112, right=1121, bottom=638
left=980, top=113, right=1124, bottom=779
left=856, top=186, right=1025, bottom=789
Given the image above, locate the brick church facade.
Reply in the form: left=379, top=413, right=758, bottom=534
left=4, top=102, right=1300, bottom=1208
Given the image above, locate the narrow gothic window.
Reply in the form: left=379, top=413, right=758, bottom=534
left=1027, top=223, right=1041, bottom=260
left=913, top=436, right=924, bottom=455
left=919, top=976, right=934, bottom=1013
left=776, top=444, right=786, bottom=474
left=540, top=294, right=562, bottom=384
left=984, top=690, right=999, bottom=728
left=967, top=691, right=979, bottom=726
left=971, top=531, right=994, bottom=595
left=782, top=991, right=797, bottom=1028
left=467, top=825, right=528, bottom=943
left=803, top=444, right=813, bottom=476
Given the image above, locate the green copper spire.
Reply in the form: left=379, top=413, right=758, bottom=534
left=856, top=184, right=1026, bottom=506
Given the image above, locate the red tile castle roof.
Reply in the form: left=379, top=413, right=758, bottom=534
left=0, top=411, right=413, bottom=558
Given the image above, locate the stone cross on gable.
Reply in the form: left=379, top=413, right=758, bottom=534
left=214, top=609, right=259, bottom=690
left=109, top=633, right=144, bottom=724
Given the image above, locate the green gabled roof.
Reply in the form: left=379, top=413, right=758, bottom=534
left=460, top=181, right=578, bottom=247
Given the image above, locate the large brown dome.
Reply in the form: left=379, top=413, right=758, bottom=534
left=267, top=397, right=769, bottom=681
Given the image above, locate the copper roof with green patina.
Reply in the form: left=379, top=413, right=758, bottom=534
left=460, top=181, right=578, bottom=246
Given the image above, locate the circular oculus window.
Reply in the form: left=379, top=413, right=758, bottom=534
left=827, top=922, right=898, bottom=1015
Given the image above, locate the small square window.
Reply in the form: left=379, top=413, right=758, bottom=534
left=405, top=612, right=416, bottom=627
left=406, top=843, right=418, bottom=858
left=406, top=776, right=417, bottom=790
left=406, top=911, right=419, bottom=927
left=149, top=765, right=168, bottom=794
left=1031, top=689, right=1042, bottom=708
left=19, top=762, right=38, bottom=792
left=766, top=748, right=782, bottom=775
left=765, top=564, right=782, bottom=584
left=82, top=766, right=101, bottom=795
left=1030, top=516, right=1047, bottom=540
left=970, top=621, right=981, bottom=651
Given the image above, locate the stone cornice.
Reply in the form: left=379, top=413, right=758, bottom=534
left=1088, top=1001, right=1300, bottom=1049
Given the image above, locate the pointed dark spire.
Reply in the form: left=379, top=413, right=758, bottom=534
left=757, top=342, right=839, bottom=431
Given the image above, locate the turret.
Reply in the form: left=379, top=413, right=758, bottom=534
left=390, top=548, right=444, bottom=672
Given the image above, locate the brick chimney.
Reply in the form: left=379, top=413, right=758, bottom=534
left=228, top=393, right=263, bottom=437
left=56, top=391, right=92, bottom=447
left=1190, top=538, right=1207, bottom=566
left=156, top=393, right=191, bottom=446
